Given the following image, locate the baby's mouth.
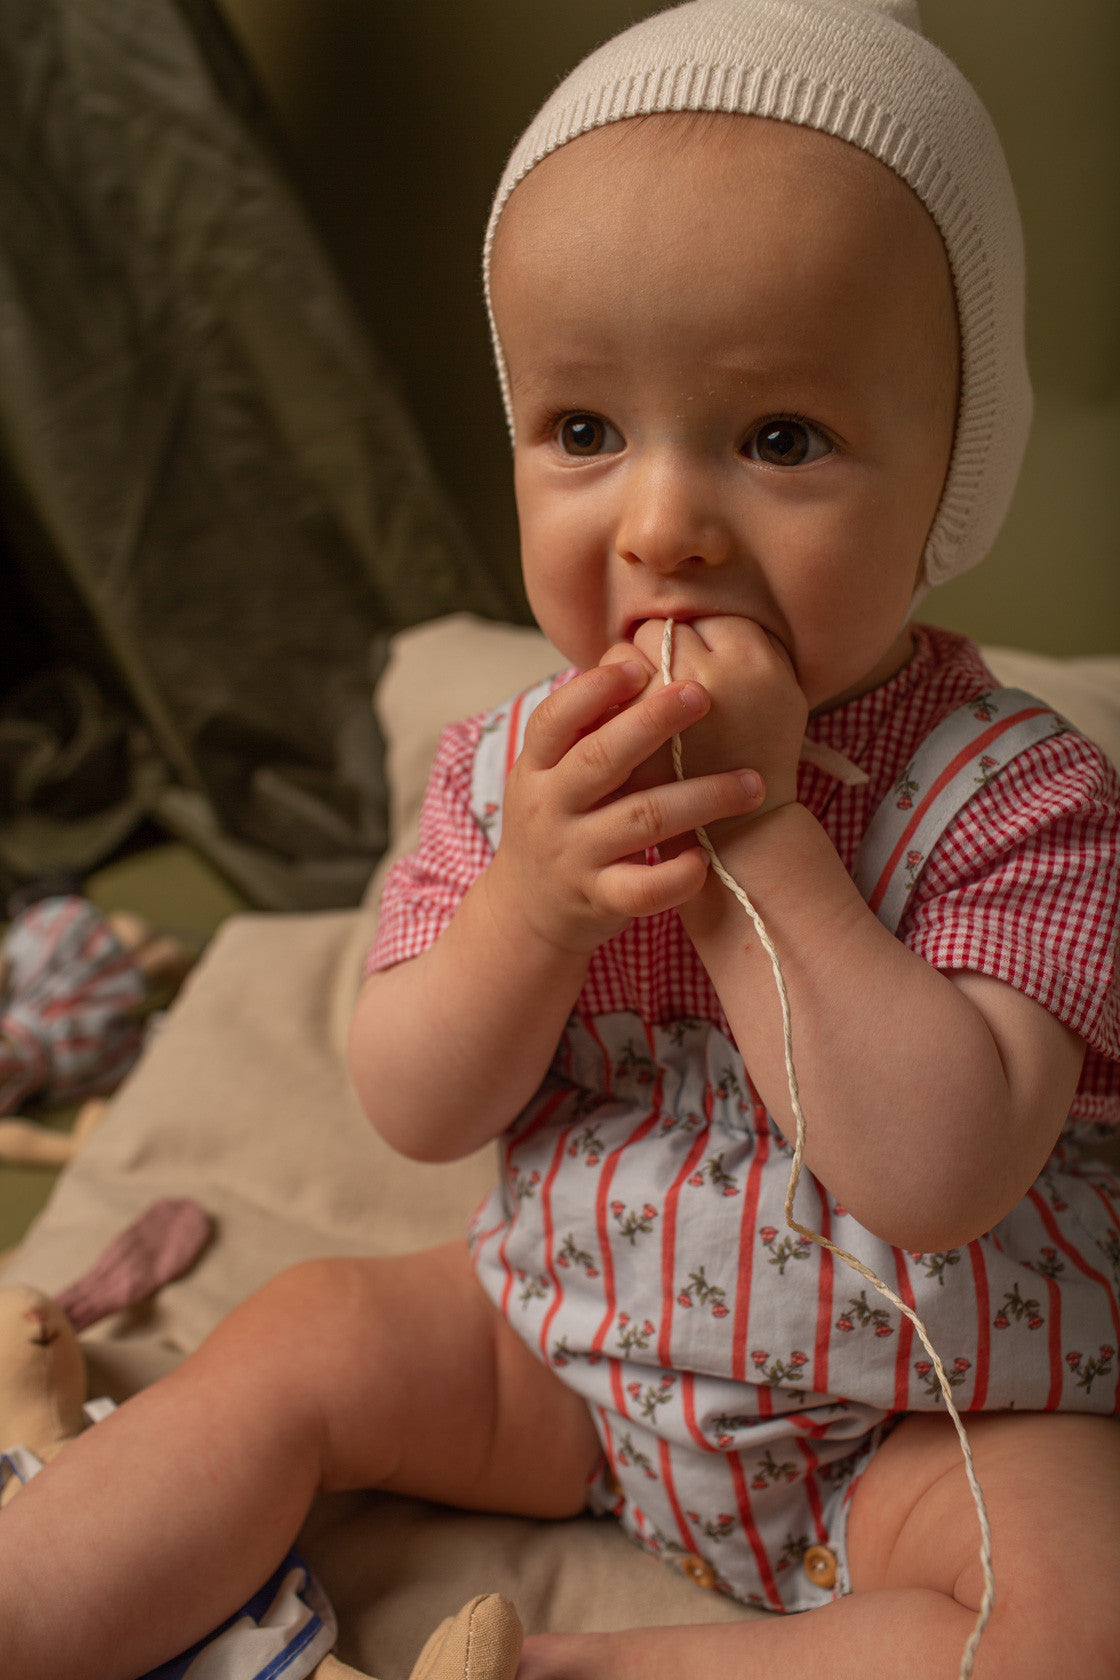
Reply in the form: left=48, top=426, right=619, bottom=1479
left=625, top=612, right=695, bottom=640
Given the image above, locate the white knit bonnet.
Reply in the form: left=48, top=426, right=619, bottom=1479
left=484, top=0, right=1030, bottom=589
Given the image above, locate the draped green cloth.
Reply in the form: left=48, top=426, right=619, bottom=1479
left=0, top=0, right=511, bottom=909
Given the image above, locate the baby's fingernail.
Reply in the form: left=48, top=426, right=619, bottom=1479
left=738, top=771, right=763, bottom=800
left=678, top=682, right=706, bottom=713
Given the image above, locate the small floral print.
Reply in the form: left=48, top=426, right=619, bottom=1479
left=974, top=753, right=1000, bottom=787
left=516, top=1270, right=551, bottom=1308
left=836, top=1290, right=893, bottom=1336
left=1066, top=1346, right=1115, bottom=1395
left=615, top=1311, right=657, bottom=1356
left=611, top=1200, right=660, bottom=1244
left=550, top=1336, right=581, bottom=1369
left=1031, top=1245, right=1065, bottom=1280
left=894, top=766, right=919, bottom=810
left=913, top=1356, right=971, bottom=1401
left=709, top=1411, right=753, bottom=1449
left=904, top=848, right=925, bottom=889
left=760, top=1227, right=812, bottom=1276
left=685, top=1511, right=737, bottom=1543
left=660, top=1110, right=704, bottom=1136
left=677, top=1266, right=729, bottom=1318
left=556, top=1233, right=599, bottom=1279
left=663, top=1016, right=705, bottom=1046
left=510, top=1167, right=541, bottom=1201
left=566, top=1124, right=606, bottom=1166
left=616, top=1432, right=658, bottom=1480
left=993, top=1281, right=1043, bottom=1330
left=908, top=1249, right=962, bottom=1286
left=687, top=1153, right=741, bottom=1195
left=713, top=1065, right=750, bottom=1113
left=616, top=1042, right=656, bottom=1086
left=751, top=1448, right=798, bottom=1489
left=971, top=695, right=995, bottom=722
left=750, top=1350, right=808, bottom=1387
left=626, top=1373, right=676, bottom=1421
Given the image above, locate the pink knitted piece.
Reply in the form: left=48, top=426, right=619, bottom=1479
left=55, top=1199, right=213, bottom=1331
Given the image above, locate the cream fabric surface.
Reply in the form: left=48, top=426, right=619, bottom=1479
left=2, top=613, right=1117, bottom=1676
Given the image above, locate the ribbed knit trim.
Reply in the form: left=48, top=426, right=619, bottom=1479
left=483, top=0, right=1030, bottom=588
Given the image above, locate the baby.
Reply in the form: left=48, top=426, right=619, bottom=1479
left=3, top=2, right=1119, bottom=1678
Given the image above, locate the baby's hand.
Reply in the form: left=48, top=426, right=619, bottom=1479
left=486, top=660, right=766, bottom=957
left=609, top=617, right=808, bottom=820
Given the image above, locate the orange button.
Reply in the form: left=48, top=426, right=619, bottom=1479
left=679, top=1553, right=718, bottom=1590
left=802, top=1544, right=838, bottom=1589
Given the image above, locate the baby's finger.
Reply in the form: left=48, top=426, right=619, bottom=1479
left=604, top=767, right=765, bottom=855
left=520, top=661, right=649, bottom=770
left=599, top=639, right=658, bottom=678
left=557, top=679, right=712, bottom=804
left=597, top=848, right=711, bottom=919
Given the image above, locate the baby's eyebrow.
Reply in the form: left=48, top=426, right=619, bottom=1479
left=505, top=360, right=606, bottom=398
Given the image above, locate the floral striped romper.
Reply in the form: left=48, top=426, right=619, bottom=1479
left=369, top=627, right=1120, bottom=1613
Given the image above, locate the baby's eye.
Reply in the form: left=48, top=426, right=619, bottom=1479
left=556, top=413, right=623, bottom=456
left=745, top=419, right=832, bottom=467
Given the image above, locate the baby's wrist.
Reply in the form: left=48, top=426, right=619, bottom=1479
left=482, top=850, right=604, bottom=968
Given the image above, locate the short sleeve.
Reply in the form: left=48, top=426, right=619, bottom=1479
left=900, top=730, right=1120, bottom=1066
left=365, top=714, right=492, bottom=975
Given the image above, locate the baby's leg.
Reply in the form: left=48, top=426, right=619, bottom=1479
left=0, top=1243, right=600, bottom=1680
left=517, top=1411, right=1120, bottom=1679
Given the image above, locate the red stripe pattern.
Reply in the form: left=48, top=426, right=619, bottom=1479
left=380, top=626, right=1120, bottom=1609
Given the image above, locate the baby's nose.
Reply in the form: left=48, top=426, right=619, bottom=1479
left=614, top=456, right=733, bottom=572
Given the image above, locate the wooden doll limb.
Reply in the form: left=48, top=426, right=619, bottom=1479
left=407, top=1595, right=524, bottom=1680
left=313, top=1656, right=377, bottom=1680
left=308, top=1599, right=523, bottom=1680
left=0, top=1095, right=107, bottom=1166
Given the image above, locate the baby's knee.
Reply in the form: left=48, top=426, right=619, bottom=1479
left=197, top=1257, right=376, bottom=1387
left=971, top=1414, right=1120, bottom=1674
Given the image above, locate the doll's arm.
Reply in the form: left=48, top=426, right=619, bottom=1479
left=681, top=804, right=1086, bottom=1252
left=349, top=661, right=764, bottom=1163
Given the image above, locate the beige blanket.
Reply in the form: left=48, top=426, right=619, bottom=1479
left=4, top=615, right=1119, bottom=1676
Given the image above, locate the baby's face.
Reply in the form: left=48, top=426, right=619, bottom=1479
left=489, top=113, right=959, bottom=712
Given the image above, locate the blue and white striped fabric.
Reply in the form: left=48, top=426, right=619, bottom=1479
left=142, top=1552, right=337, bottom=1680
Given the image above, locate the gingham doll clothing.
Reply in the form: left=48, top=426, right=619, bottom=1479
left=368, top=627, right=1120, bottom=1610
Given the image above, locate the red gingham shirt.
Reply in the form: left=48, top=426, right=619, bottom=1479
left=369, top=626, right=1120, bottom=1124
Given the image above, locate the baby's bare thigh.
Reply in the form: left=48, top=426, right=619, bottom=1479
left=849, top=1410, right=1120, bottom=1657
left=267, top=1242, right=601, bottom=1517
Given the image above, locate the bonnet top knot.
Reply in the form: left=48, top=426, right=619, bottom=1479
left=484, top=0, right=1030, bottom=590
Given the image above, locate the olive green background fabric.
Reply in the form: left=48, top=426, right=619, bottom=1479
left=0, top=0, right=513, bottom=911
left=217, top=0, right=1119, bottom=654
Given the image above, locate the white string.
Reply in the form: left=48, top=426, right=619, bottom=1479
left=661, top=620, right=994, bottom=1677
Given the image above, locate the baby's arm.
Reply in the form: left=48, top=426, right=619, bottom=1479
left=689, top=801, right=1085, bottom=1250
left=629, top=618, right=1087, bottom=1252
left=348, top=658, right=764, bottom=1162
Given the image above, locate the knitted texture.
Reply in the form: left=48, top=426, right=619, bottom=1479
left=484, top=0, right=1030, bottom=589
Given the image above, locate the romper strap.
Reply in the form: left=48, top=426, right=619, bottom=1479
left=469, top=673, right=560, bottom=850
left=853, top=688, right=1070, bottom=936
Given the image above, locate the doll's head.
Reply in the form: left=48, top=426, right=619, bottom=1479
left=485, top=0, right=1029, bottom=604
